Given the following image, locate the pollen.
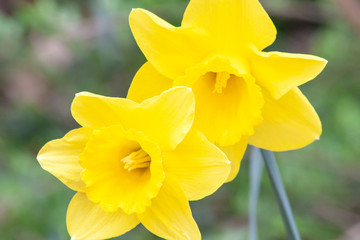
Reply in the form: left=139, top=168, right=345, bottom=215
left=213, top=71, right=231, bottom=94
left=121, top=148, right=151, bottom=171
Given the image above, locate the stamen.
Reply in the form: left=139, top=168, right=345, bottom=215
left=121, top=149, right=151, bottom=171
left=213, top=71, right=231, bottom=94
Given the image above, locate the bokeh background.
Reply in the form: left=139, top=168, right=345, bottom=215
left=0, top=0, right=359, bottom=239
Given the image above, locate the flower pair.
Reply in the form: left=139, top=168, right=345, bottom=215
left=37, top=0, right=327, bottom=239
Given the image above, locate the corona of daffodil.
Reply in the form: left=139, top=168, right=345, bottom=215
left=37, top=87, right=230, bottom=240
left=128, top=0, right=327, bottom=181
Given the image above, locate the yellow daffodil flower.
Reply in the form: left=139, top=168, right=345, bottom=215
left=37, top=87, right=230, bottom=240
left=128, top=0, right=327, bottom=181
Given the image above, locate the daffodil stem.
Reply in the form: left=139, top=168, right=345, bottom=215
left=249, top=147, right=264, bottom=240
left=259, top=149, right=301, bottom=240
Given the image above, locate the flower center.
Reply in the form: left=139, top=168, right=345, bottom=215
left=80, top=126, right=164, bottom=214
left=121, top=148, right=151, bottom=171
left=213, top=71, right=231, bottom=94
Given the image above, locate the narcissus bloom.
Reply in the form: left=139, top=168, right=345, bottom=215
left=37, top=87, right=230, bottom=240
left=128, top=0, right=327, bottom=181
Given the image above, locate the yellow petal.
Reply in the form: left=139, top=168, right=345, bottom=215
left=137, top=175, right=201, bottom=240
left=37, top=128, right=92, bottom=191
left=192, top=71, right=263, bottom=146
left=219, top=136, right=248, bottom=182
left=81, top=126, right=164, bottom=214
left=162, top=129, right=230, bottom=201
left=249, top=88, right=322, bottom=151
left=127, top=62, right=173, bottom=103
left=71, top=91, right=138, bottom=129
left=67, top=192, right=139, bottom=240
left=182, top=0, right=277, bottom=51
left=250, top=47, right=327, bottom=99
left=129, top=8, right=210, bottom=78
left=134, top=87, right=195, bottom=151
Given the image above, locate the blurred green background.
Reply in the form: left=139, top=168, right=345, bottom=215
left=0, top=0, right=359, bottom=239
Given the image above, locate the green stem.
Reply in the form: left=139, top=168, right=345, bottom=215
left=249, top=147, right=264, bottom=240
left=259, top=149, right=301, bottom=240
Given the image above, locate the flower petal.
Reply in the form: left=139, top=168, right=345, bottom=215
left=127, top=62, right=173, bottom=103
left=37, top=128, right=92, bottom=191
left=162, top=129, right=230, bottom=201
left=137, top=175, right=201, bottom=240
left=129, top=8, right=210, bottom=78
left=67, top=192, right=139, bottom=240
left=250, top=48, right=327, bottom=99
left=219, top=136, right=248, bottom=182
left=248, top=88, right=322, bottom=151
left=182, top=0, right=276, bottom=51
left=71, top=92, right=138, bottom=129
left=135, top=87, right=195, bottom=151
